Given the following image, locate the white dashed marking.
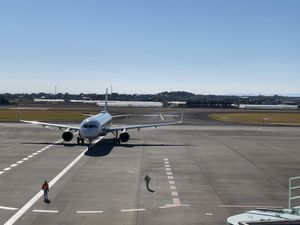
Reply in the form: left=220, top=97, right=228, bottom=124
left=173, top=198, right=181, bottom=205
left=169, top=180, right=175, bottom=185
left=10, top=164, right=18, bottom=167
left=0, top=171, right=4, bottom=175
left=4, top=168, right=11, bottom=171
left=0, top=206, right=18, bottom=211
left=121, top=208, right=146, bottom=212
left=206, top=213, right=213, bottom=216
left=17, top=161, right=23, bottom=164
left=76, top=211, right=103, bottom=214
left=171, top=191, right=178, bottom=196
left=32, top=209, right=59, bottom=213
left=162, top=158, right=190, bottom=209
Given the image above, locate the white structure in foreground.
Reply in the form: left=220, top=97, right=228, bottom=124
left=227, top=208, right=300, bottom=225
left=227, top=176, right=300, bottom=225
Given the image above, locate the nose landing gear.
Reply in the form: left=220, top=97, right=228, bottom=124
left=77, top=137, right=85, bottom=145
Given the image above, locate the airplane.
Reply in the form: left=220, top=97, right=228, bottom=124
left=20, top=89, right=183, bottom=148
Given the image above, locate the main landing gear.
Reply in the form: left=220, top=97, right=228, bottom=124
left=77, top=137, right=85, bottom=145
left=112, top=131, right=120, bottom=145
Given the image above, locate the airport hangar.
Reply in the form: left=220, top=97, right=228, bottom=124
left=1, top=107, right=300, bottom=225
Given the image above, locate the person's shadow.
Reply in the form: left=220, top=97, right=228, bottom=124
left=147, top=186, right=155, bottom=193
left=146, top=181, right=155, bottom=193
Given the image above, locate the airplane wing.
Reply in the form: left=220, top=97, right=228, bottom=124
left=107, top=114, right=183, bottom=132
left=82, top=113, right=132, bottom=118
left=20, top=120, right=80, bottom=131
left=111, top=114, right=132, bottom=119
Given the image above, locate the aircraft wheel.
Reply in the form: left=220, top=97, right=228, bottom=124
left=77, top=137, right=80, bottom=145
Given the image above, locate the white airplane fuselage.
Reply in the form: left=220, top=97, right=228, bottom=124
left=79, top=111, right=112, bottom=141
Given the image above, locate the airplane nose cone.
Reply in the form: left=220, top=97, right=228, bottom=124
left=80, top=121, right=100, bottom=140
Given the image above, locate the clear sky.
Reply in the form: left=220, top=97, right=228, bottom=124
left=0, top=0, right=299, bottom=95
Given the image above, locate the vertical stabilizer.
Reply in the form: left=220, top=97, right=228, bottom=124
left=104, top=88, right=108, bottom=112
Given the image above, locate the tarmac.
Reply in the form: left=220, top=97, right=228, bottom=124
left=1, top=110, right=300, bottom=225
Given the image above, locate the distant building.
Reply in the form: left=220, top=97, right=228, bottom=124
left=70, top=100, right=163, bottom=107
left=34, top=98, right=65, bottom=103
left=237, top=104, right=299, bottom=110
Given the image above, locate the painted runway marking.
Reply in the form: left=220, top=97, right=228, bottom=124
left=32, top=209, right=59, bottom=213
left=173, top=198, right=180, bottom=205
left=171, top=191, right=178, bottom=196
left=0, top=139, right=63, bottom=177
left=76, top=211, right=104, bottom=214
left=169, top=180, right=175, bottom=185
left=121, top=208, right=146, bottom=212
left=0, top=206, right=18, bottom=211
left=4, top=137, right=100, bottom=225
left=218, top=204, right=283, bottom=208
left=206, top=213, right=213, bottom=216
left=162, top=158, right=190, bottom=209
left=160, top=113, right=165, bottom=121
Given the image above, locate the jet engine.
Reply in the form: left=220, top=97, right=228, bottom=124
left=62, top=131, right=73, bottom=142
left=119, top=131, right=130, bottom=143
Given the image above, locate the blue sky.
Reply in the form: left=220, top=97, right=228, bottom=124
left=0, top=0, right=299, bottom=95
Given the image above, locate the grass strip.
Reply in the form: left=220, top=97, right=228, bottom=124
left=208, top=112, right=300, bottom=125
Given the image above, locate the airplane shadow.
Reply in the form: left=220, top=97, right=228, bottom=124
left=116, top=143, right=193, bottom=148
left=85, top=139, right=114, bottom=157
left=22, top=138, right=194, bottom=158
left=21, top=142, right=89, bottom=147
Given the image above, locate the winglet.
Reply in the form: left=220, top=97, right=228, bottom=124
left=104, top=88, right=108, bottom=112
left=179, top=113, right=184, bottom=123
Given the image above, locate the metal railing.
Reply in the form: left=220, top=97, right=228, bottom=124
left=289, top=176, right=300, bottom=209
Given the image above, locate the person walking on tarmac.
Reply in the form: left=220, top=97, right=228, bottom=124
left=42, top=180, right=50, bottom=203
left=144, top=174, right=154, bottom=193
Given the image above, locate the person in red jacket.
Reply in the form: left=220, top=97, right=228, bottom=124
left=42, top=181, right=50, bottom=203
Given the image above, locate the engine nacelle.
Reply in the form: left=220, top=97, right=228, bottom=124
left=62, top=131, right=73, bottom=142
left=119, top=131, right=130, bottom=143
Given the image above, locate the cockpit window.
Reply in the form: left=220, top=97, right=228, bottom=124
left=83, top=124, right=97, bottom=128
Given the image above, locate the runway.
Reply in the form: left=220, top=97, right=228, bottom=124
left=1, top=118, right=300, bottom=224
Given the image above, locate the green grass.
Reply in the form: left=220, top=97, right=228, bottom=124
left=208, top=112, right=300, bottom=125
left=0, top=109, right=91, bottom=122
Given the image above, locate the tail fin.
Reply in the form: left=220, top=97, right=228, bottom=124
left=104, top=88, right=108, bottom=112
